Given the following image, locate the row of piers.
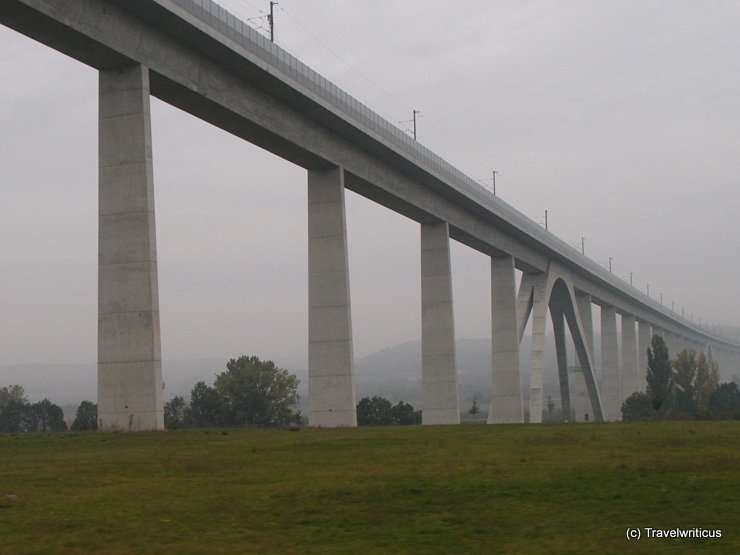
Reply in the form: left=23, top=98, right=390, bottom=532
left=96, top=62, right=739, bottom=430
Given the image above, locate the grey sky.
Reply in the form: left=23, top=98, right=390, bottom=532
left=1, top=0, right=738, bottom=368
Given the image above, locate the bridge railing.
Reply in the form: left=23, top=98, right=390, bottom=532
left=167, top=0, right=737, bottom=346
left=169, top=1, right=530, bottom=225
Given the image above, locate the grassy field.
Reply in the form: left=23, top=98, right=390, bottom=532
left=1, top=421, right=738, bottom=554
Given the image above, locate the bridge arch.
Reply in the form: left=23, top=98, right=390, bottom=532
left=516, top=262, right=604, bottom=423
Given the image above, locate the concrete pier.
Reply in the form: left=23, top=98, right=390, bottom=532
left=572, top=293, right=595, bottom=421
left=600, top=305, right=621, bottom=420
left=576, top=293, right=595, bottom=359
left=421, top=222, right=459, bottom=424
left=97, top=64, right=164, bottom=432
left=573, top=293, right=603, bottom=421
left=551, top=308, right=571, bottom=420
left=520, top=271, right=548, bottom=423
left=307, top=167, right=357, bottom=427
left=621, top=314, right=638, bottom=397
left=488, top=255, right=523, bottom=423
left=637, top=320, right=651, bottom=391
left=664, top=331, right=676, bottom=358
left=571, top=370, right=590, bottom=421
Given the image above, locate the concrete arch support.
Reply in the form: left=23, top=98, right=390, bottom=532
left=421, top=221, right=459, bottom=424
left=308, top=167, right=357, bottom=427
left=98, top=64, right=164, bottom=431
left=518, top=262, right=603, bottom=423
left=488, top=255, right=523, bottom=423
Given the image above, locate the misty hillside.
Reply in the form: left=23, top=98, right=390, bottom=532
left=355, top=336, right=567, bottom=408
left=2, top=334, right=602, bottom=409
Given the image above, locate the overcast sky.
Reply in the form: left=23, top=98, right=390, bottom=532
left=1, top=0, right=738, bottom=370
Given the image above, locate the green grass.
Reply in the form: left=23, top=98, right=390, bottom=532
left=1, top=421, right=738, bottom=554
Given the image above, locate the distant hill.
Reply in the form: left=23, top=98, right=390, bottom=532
left=354, top=336, right=566, bottom=408
left=1, top=335, right=597, bottom=411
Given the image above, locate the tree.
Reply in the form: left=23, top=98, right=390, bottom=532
left=391, top=401, right=422, bottom=425
left=357, top=396, right=421, bottom=426
left=621, top=391, right=654, bottom=421
left=164, top=396, right=187, bottom=429
left=646, top=335, right=673, bottom=416
left=708, top=382, right=740, bottom=414
left=695, top=352, right=720, bottom=412
left=71, top=401, right=98, bottom=431
left=214, top=356, right=300, bottom=428
left=672, top=348, right=697, bottom=414
left=0, top=385, right=28, bottom=432
left=186, top=381, right=226, bottom=428
left=546, top=396, right=556, bottom=417
left=0, top=398, right=28, bottom=433
left=26, top=399, right=67, bottom=432
left=468, top=395, right=480, bottom=416
left=0, top=384, right=27, bottom=406
left=357, top=396, right=394, bottom=426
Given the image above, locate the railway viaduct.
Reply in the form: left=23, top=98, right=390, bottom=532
left=2, top=0, right=738, bottom=430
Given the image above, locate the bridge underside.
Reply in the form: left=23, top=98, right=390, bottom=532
left=2, top=0, right=738, bottom=429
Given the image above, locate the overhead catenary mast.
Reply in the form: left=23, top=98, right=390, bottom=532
left=269, top=2, right=278, bottom=42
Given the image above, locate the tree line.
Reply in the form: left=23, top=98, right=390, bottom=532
left=14, top=340, right=732, bottom=431
left=622, top=335, right=740, bottom=421
left=0, top=385, right=97, bottom=432
left=2, top=355, right=424, bottom=432
left=165, top=355, right=301, bottom=428
left=356, top=396, right=421, bottom=426
left=165, top=357, right=421, bottom=428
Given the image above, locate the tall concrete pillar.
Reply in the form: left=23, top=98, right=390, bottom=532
left=600, top=305, right=621, bottom=420
left=637, top=320, right=651, bottom=391
left=521, top=272, right=548, bottom=423
left=725, top=351, right=735, bottom=380
left=566, top=290, right=603, bottom=421
left=421, top=221, right=459, bottom=424
left=672, top=332, right=682, bottom=358
left=98, top=64, right=163, bottom=431
left=713, top=348, right=723, bottom=377
left=488, top=255, right=523, bottom=423
left=575, top=293, right=595, bottom=358
left=308, top=167, right=357, bottom=427
left=572, top=293, right=594, bottom=421
left=705, top=343, right=715, bottom=364
left=665, top=332, right=680, bottom=357
left=720, top=350, right=733, bottom=380
left=551, top=309, right=571, bottom=420
left=677, top=334, right=686, bottom=353
left=621, top=314, right=638, bottom=397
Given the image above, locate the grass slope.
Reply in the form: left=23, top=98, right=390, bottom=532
left=1, top=422, right=738, bottom=554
